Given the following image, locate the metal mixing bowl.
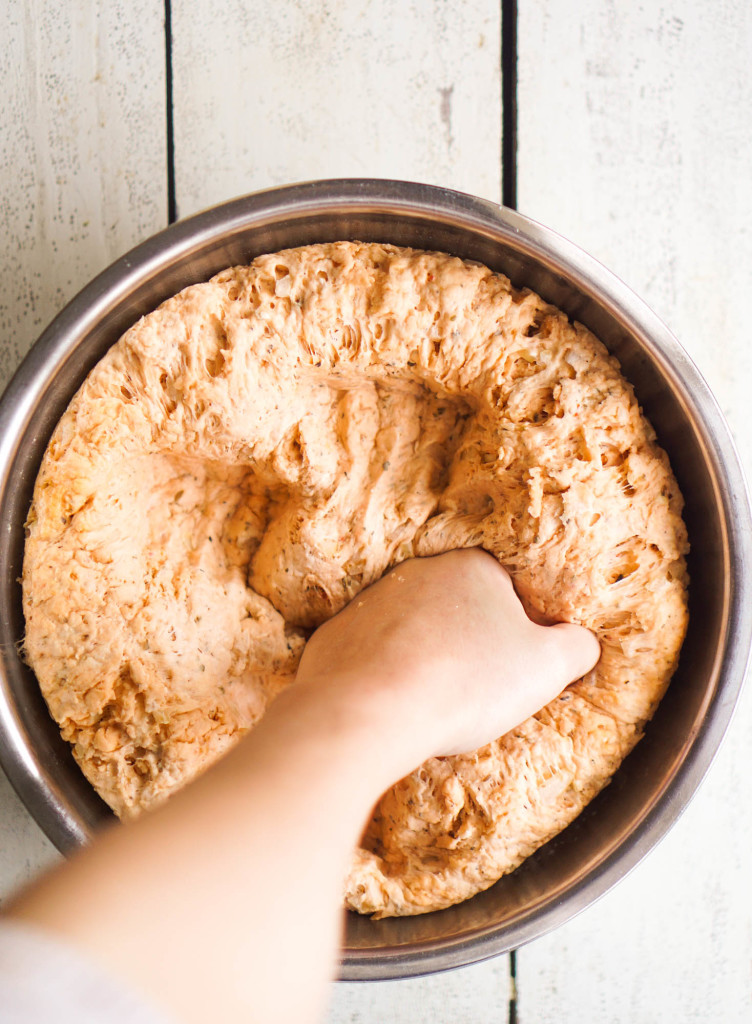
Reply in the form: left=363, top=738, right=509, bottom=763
left=1, top=180, right=750, bottom=980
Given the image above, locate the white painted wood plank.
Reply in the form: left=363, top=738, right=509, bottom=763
left=0, top=0, right=166, bottom=899
left=0, top=771, right=57, bottom=906
left=171, top=5, right=508, bottom=1019
left=327, top=957, right=509, bottom=1024
left=171, top=0, right=502, bottom=218
left=0, top=0, right=167, bottom=395
left=518, top=2, right=752, bottom=1020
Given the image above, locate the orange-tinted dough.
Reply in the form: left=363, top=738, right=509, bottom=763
left=22, top=242, right=688, bottom=916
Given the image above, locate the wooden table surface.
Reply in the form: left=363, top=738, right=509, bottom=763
left=2, top=2, right=751, bottom=1020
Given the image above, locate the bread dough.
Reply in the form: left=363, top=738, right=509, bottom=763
left=22, top=242, right=688, bottom=916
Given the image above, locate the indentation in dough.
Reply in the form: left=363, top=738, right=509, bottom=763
left=250, top=380, right=474, bottom=628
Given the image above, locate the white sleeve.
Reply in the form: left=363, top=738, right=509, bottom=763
left=0, top=919, right=173, bottom=1024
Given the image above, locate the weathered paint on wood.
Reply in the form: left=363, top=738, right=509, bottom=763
left=0, top=0, right=167, bottom=393
left=170, top=0, right=502, bottom=219
left=328, top=957, right=510, bottom=1023
left=0, top=772, right=57, bottom=906
left=0, top=0, right=166, bottom=893
left=517, top=2, right=752, bottom=1019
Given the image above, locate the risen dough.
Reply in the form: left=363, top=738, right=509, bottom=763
left=23, top=242, right=688, bottom=916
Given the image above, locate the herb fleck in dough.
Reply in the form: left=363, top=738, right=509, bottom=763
left=23, top=242, right=688, bottom=917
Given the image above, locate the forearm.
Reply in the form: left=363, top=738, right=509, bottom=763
left=8, top=680, right=407, bottom=1024
left=6, top=552, right=599, bottom=1024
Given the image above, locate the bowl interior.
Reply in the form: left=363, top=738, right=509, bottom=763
left=0, top=183, right=743, bottom=979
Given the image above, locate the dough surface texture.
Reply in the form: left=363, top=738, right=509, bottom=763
left=23, top=242, right=688, bottom=916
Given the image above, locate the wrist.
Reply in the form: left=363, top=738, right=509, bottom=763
left=270, top=670, right=437, bottom=796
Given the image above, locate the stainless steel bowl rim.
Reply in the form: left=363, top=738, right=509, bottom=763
left=0, top=179, right=750, bottom=980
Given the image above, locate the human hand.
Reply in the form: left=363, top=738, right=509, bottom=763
left=295, top=549, right=600, bottom=764
left=6, top=550, right=599, bottom=1024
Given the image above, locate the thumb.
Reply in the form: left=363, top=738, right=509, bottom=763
left=543, top=622, right=601, bottom=692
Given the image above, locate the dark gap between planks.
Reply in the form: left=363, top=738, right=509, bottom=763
left=502, top=0, right=518, bottom=210
left=508, top=948, right=519, bottom=1023
left=503, top=4, right=520, bottom=1016
left=165, top=0, right=177, bottom=223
